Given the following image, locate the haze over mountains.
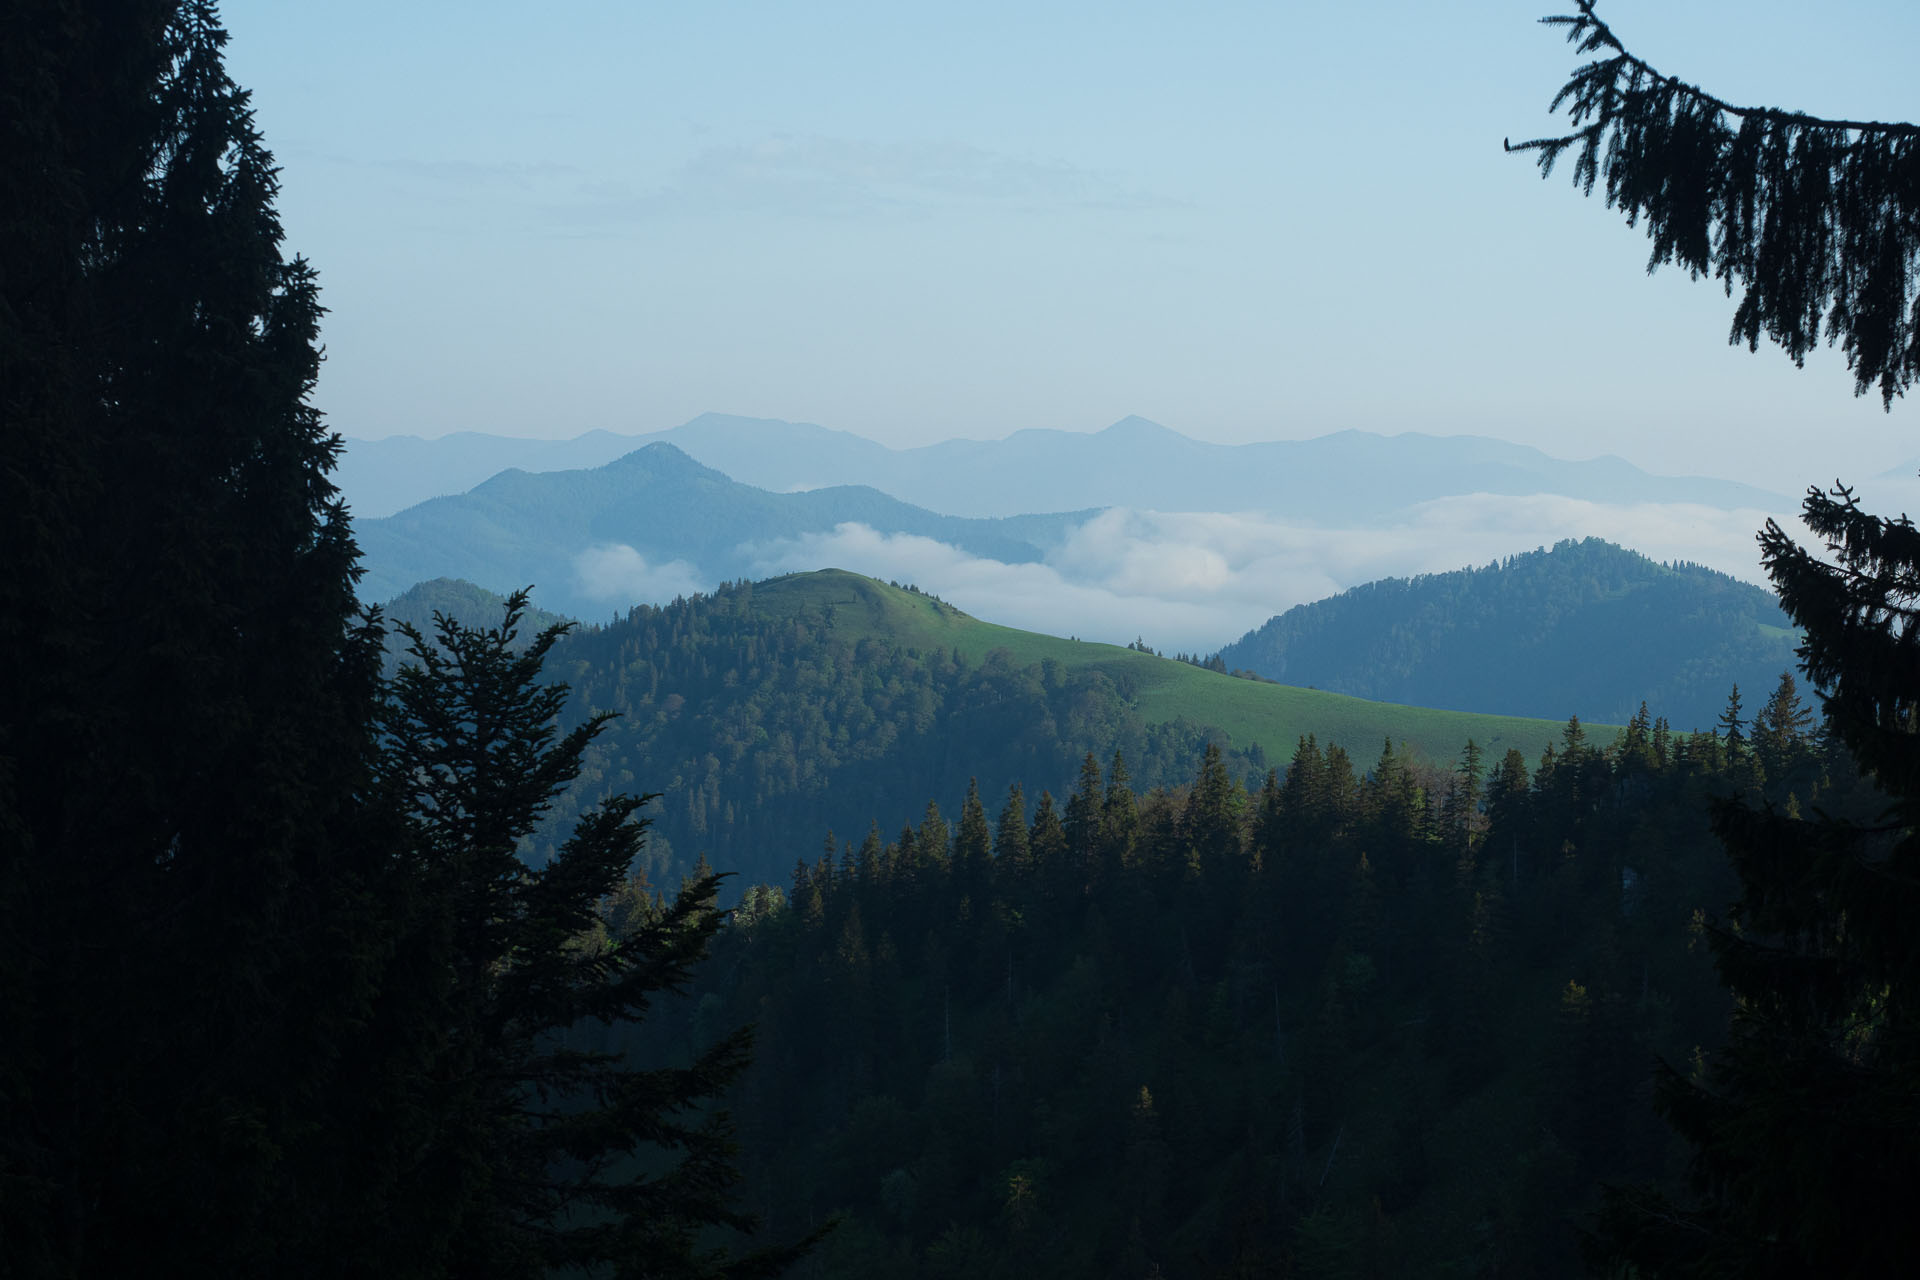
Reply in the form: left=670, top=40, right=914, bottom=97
left=355, top=444, right=1092, bottom=617
left=340, top=413, right=1787, bottom=521
left=345, top=413, right=1802, bottom=652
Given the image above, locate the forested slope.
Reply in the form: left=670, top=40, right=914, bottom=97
left=1218, top=538, right=1797, bottom=729
left=607, top=684, right=1860, bottom=1277
left=529, top=571, right=1579, bottom=887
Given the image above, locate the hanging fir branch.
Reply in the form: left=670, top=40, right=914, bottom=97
left=1508, top=1, right=1920, bottom=406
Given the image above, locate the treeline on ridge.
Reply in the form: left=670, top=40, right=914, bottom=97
left=524, top=578, right=1272, bottom=888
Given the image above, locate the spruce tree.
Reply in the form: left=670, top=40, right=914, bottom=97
left=1752, top=670, right=1815, bottom=795
left=1101, top=751, right=1140, bottom=872
left=1, top=7, right=796, bottom=1275
left=375, top=598, right=804, bottom=1277
left=1182, top=741, right=1243, bottom=870
left=993, top=785, right=1032, bottom=883
left=1027, top=791, right=1069, bottom=888
left=1715, top=685, right=1745, bottom=759
left=2, top=4, right=386, bottom=1272
left=1063, top=752, right=1105, bottom=885
left=953, top=778, right=993, bottom=902
left=1589, top=494, right=1920, bottom=1274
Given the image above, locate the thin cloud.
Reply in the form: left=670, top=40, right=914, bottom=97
left=573, top=544, right=708, bottom=605
left=319, top=152, right=583, bottom=191
left=554, top=133, right=1174, bottom=223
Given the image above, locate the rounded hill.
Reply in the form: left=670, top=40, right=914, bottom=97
left=1217, top=538, right=1799, bottom=729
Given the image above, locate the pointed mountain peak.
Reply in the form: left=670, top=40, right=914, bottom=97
left=605, top=440, right=724, bottom=477
left=1095, top=415, right=1190, bottom=444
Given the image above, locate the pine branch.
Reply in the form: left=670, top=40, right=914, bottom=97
left=1507, top=1, right=1920, bottom=405
left=1512, top=2, right=1920, bottom=141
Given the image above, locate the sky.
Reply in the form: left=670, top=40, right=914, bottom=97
left=220, top=0, right=1920, bottom=498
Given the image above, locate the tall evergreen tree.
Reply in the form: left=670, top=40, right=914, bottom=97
left=1182, top=741, right=1243, bottom=871
left=1102, top=751, right=1140, bottom=873
left=994, top=785, right=1032, bottom=882
left=2, top=5, right=387, bottom=1271
left=1064, top=752, right=1105, bottom=886
left=954, top=778, right=993, bottom=902
left=377, top=598, right=804, bottom=1277
left=1440, top=738, right=1485, bottom=857
left=0, top=7, right=796, bottom=1275
left=1517, top=5, right=1920, bottom=1271
left=1715, top=685, right=1745, bottom=759
left=1591, top=490, right=1920, bottom=1275
left=1028, top=791, right=1069, bottom=889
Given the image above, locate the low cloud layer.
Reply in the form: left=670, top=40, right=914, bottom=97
left=555, top=133, right=1171, bottom=226
left=573, top=544, right=707, bottom=607
left=745, top=496, right=1802, bottom=653
left=576, top=495, right=1805, bottom=654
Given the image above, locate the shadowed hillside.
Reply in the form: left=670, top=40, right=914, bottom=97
left=1218, top=539, right=1799, bottom=730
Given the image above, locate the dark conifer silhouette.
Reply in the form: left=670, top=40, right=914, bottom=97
left=2, top=4, right=385, bottom=1271
left=1515, top=4, right=1920, bottom=1272
left=1, top=6, right=796, bottom=1275
left=376, top=597, right=809, bottom=1278
left=1509, top=0, right=1920, bottom=405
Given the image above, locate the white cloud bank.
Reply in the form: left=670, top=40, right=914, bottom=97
left=573, top=544, right=707, bottom=605
left=740, top=495, right=1805, bottom=654
left=569, top=496, right=1809, bottom=654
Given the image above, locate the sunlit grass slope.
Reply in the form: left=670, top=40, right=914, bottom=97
left=745, top=569, right=1601, bottom=765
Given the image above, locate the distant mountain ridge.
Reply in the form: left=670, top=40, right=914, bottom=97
left=353, top=443, right=1096, bottom=617
left=378, top=578, right=573, bottom=665
left=337, top=412, right=1787, bottom=520
left=1217, top=538, right=1800, bottom=730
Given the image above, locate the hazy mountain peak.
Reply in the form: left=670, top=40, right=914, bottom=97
left=1096, top=414, right=1184, bottom=441
left=605, top=441, right=714, bottom=474
left=337, top=411, right=1791, bottom=525
left=351, top=449, right=1096, bottom=617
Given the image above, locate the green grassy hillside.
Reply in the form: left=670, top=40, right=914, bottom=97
left=740, top=569, right=1598, bottom=764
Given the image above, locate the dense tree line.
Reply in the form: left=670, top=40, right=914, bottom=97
left=613, top=675, right=1859, bottom=1277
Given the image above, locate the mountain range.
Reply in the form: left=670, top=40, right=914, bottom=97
left=337, top=413, right=1788, bottom=521
left=354, top=443, right=1094, bottom=617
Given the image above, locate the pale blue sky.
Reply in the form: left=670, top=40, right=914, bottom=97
left=221, top=1, right=1920, bottom=492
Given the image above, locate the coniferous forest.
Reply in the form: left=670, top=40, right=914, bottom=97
left=10, top=3, right=1920, bottom=1278
left=609, top=686, right=1860, bottom=1277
